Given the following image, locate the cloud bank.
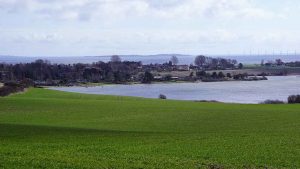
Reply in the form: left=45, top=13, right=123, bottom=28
left=0, top=0, right=280, bottom=21
left=0, top=0, right=299, bottom=56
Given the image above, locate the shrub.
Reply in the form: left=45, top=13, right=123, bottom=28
left=20, top=78, right=35, bottom=88
left=218, top=72, right=225, bottom=78
left=164, top=74, right=172, bottom=81
left=4, top=81, right=22, bottom=88
left=0, top=86, right=14, bottom=96
left=0, top=80, right=33, bottom=97
left=226, top=73, right=232, bottom=78
left=196, top=71, right=206, bottom=77
left=288, top=95, right=300, bottom=104
left=195, top=100, right=219, bottom=103
left=158, top=94, right=167, bottom=99
left=258, top=72, right=268, bottom=76
left=0, top=85, right=24, bottom=97
left=142, top=71, right=153, bottom=83
left=261, top=100, right=285, bottom=104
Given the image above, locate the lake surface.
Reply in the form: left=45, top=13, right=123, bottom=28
left=50, top=76, right=300, bottom=103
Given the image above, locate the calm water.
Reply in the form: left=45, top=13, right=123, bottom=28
left=50, top=76, right=300, bottom=103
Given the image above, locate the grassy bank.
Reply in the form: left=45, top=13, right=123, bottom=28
left=0, top=88, right=299, bottom=168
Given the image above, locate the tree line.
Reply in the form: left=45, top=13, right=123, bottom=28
left=0, top=55, right=243, bottom=85
left=0, top=59, right=142, bottom=84
left=193, top=55, right=241, bottom=69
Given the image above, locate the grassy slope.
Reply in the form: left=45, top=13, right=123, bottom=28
left=0, top=88, right=299, bottom=168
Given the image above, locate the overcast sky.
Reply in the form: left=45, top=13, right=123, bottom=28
left=0, top=0, right=300, bottom=56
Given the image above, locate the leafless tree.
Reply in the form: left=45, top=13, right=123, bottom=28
left=170, top=56, right=179, bottom=65
left=194, top=55, right=206, bottom=67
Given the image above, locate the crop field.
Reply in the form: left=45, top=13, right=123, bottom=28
left=0, top=88, right=299, bottom=168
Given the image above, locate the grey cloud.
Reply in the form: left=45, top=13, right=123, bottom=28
left=0, top=0, right=279, bottom=21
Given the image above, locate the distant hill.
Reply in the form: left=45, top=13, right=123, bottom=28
left=1, top=54, right=299, bottom=64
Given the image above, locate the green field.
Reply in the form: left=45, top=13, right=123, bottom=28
left=0, top=88, right=299, bottom=168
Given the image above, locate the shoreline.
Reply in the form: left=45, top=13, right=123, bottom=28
left=48, top=76, right=273, bottom=87
left=47, top=75, right=299, bottom=104
left=47, top=87, right=290, bottom=105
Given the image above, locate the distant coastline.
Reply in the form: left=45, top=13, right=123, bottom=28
left=1, top=54, right=300, bottom=65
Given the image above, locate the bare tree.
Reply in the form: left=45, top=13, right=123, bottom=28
left=194, top=55, right=206, bottom=67
left=232, top=59, right=238, bottom=65
left=110, top=55, right=121, bottom=62
left=220, top=58, right=228, bottom=68
left=170, top=56, right=179, bottom=65
left=211, top=58, right=218, bottom=69
left=275, top=59, right=283, bottom=65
